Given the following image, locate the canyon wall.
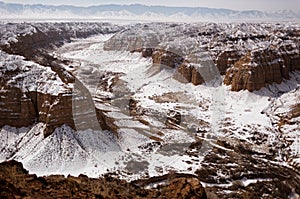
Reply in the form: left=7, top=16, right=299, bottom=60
left=150, top=42, right=299, bottom=90
left=224, top=43, right=300, bottom=91
left=0, top=23, right=122, bottom=136
left=103, top=23, right=300, bottom=90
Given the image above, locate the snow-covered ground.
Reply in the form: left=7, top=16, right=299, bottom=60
left=0, top=30, right=299, bottom=184
left=0, top=50, right=73, bottom=94
left=55, top=35, right=208, bottom=179
left=0, top=32, right=300, bottom=180
left=57, top=34, right=300, bottom=181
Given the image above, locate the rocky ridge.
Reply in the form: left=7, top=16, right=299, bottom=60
left=100, top=23, right=300, bottom=198
left=0, top=22, right=122, bottom=136
left=104, top=23, right=300, bottom=90
left=196, top=138, right=300, bottom=199
left=224, top=42, right=300, bottom=91
left=0, top=160, right=207, bottom=199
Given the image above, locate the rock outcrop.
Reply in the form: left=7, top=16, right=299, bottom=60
left=152, top=50, right=206, bottom=85
left=0, top=160, right=207, bottom=199
left=0, top=66, right=114, bottom=137
left=196, top=138, right=300, bottom=198
left=0, top=68, right=105, bottom=137
left=0, top=22, right=123, bottom=136
left=152, top=50, right=184, bottom=68
left=0, top=87, right=37, bottom=128
left=152, top=44, right=299, bottom=90
left=215, top=49, right=242, bottom=75
left=141, top=48, right=153, bottom=58
left=165, top=110, right=181, bottom=129
left=174, top=62, right=205, bottom=85
left=103, top=22, right=300, bottom=91
left=224, top=43, right=300, bottom=91
left=0, top=22, right=121, bottom=61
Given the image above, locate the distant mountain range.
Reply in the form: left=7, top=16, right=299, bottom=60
left=0, top=1, right=299, bottom=22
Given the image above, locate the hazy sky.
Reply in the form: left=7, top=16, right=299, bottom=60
left=2, top=0, right=300, bottom=11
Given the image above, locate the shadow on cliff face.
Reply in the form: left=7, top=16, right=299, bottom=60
left=251, top=71, right=300, bottom=98
left=0, top=23, right=123, bottom=137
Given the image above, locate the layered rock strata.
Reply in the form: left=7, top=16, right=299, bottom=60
left=151, top=43, right=299, bottom=90
left=224, top=43, right=300, bottom=91
left=0, top=23, right=122, bottom=136
left=0, top=52, right=112, bottom=137
left=103, top=23, right=300, bottom=90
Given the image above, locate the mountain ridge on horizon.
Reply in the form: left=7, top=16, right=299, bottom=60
left=0, top=1, right=239, bottom=11
left=0, top=1, right=299, bottom=22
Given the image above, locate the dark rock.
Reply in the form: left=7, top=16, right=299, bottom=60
left=142, top=48, right=153, bottom=57
left=0, top=160, right=207, bottom=199
left=165, top=110, right=181, bottom=129
left=152, top=50, right=184, bottom=68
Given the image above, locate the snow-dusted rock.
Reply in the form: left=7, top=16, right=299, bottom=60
left=0, top=22, right=123, bottom=136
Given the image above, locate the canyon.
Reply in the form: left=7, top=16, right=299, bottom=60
left=0, top=22, right=299, bottom=198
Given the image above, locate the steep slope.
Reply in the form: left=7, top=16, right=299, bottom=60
left=59, top=23, right=300, bottom=198
left=224, top=42, right=300, bottom=91
left=104, top=22, right=300, bottom=90
left=0, top=22, right=122, bottom=136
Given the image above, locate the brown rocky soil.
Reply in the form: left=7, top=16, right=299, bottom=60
left=0, top=160, right=207, bottom=199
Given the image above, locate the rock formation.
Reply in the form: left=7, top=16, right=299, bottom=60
left=0, top=87, right=37, bottom=128
left=151, top=43, right=299, bottom=90
left=0, top=59, right=111, bottom=137
left=165, top=110, right=181, bottom=129
left=215, top=49, right=242, bottom=75
left=0, top=57, right=118, bottom=137
left=141, top=48, right=153, bottom=58
left=0, top=23, right=122, bottom=136
left=0, top=160, right=207, bottom=199
left=152, top=50, right=184, bottom=68
left=152, top=50, right=206, bottom=85
left=224, top=43, right=300, bottom=91
left=103, top=22, right=300, bottom=90
left=196, top=139, right=300, bottom=198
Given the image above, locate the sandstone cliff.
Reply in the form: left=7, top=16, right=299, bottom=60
left=103, top=23, right=300, bottom=91
left=215, top=49, right=242, bottom=75
left=0, top=23, right=122, bottom=136
left=224, top=42, right=300, bottom=91
left=0, top=53, right=118, bottom=137
left=152, top=50, right=207, bottom=85
left=151, top=42, right=299, bottom=90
